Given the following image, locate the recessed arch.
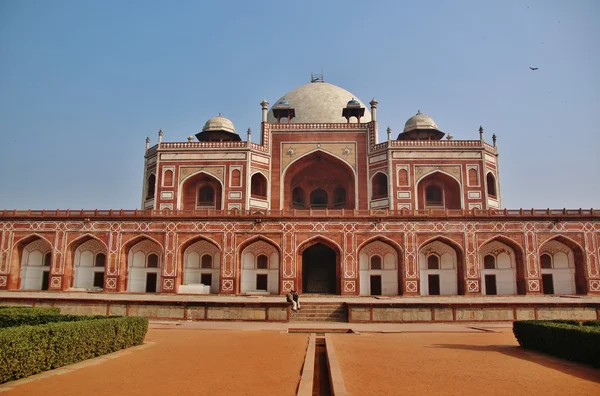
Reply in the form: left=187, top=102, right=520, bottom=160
left=238, top=236, right=281, bottom=294
left=478, top=235, right=526, bottom=295
left=357, top=235, right=404, bottom=255
left=356, top=235, right=406, bottom=295
left=415, top=170, right=463, bottom=210
left=122, top=234, right=165, bottom=255
left=12, top=233, right=54, bottom=252
left=298, top=237, right=341, bottom=295
left=297, top=235, right=343, bottom=256
left=146, top=173, right=156, bottom=199
left=250, top=171, right=268, bottom=199
left=417, top=169, right=461, bottom=185
left=538, top=235, right=587, bottom=294
left=418, top=236, right=465, bottom=295
left=370, top=171, right=389, bottom=200
left=66, top=233, right=108, bottom=252
left=236, top=235, right=282, bottom=256
left=178, top=170, right=224, bottom=211
left=282, top=148, right=356, bottom=177
left=281, top=149, right=357, bottom=210
left=15, top=235, right=53, bottom=291
left=67, top=234, right=108, bottom=290
left=486, top=172, right=497, bottom=197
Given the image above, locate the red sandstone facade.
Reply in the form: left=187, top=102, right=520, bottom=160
left=1, top=81, right=599, bottom=296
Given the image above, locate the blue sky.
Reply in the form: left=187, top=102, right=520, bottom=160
left=0, top=0, right=598, bottom=210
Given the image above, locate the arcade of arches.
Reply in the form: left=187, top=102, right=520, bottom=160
left=7, top=232, right=593, bottom=297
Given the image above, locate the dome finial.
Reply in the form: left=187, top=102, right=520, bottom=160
left=417, top=109, right=421, bottom=114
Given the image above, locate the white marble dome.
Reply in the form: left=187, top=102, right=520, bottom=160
left=403, top=110, right=438, bottom=132
left=202, top=114, right=236, bottom=134
left=267, top=82, right=371, bottom=124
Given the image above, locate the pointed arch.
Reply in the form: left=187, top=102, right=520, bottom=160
left=238, top=235, right=282, bottom=294
left=237, top=235, right=282, bottom=256
left=250, top=171, right=268, bottom=200
left=486, top=172, right=497, bottom=197
left=297, top=235, right=343, bottom=255
left=66, top=233, right=108, bottom=252
left=118, top=234, right=164, bottom=292
left=14, top=234, right=54, bottom=291
left=146, top=173, right=156, bottom=199
left=539, top=235, right=587, bottom=294
left=297, top=235, right=342, bottom=295
left=418, top=236, right=465, bottom=295
left=281, top=149, right=357, bottom=210
left=478, top=235, right=525, bottom=295
left=358, top=235, right=404, bottom=296
left=178, top=170, right=224, bottom=211
left=12, top=233, right=53, bottom=252
left=282, top=148, right=356, bottom=177
left=415, top=170, right=463, bottom=210
left=370, top=171, right=389, bottom=200
left=122, top=234, right=164, bottom=255
left=418, top=169, right=461, bottom=185
left=65, top=234, right=108, bottom=289
left=357, top=235, right=403, bottom=255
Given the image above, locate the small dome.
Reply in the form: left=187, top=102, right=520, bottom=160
left=277, top=100, right=290, bottom=106
left=347, top=98, right=360, bottom=106
left=202, top=113, right=236, bottom=134
left=403, top=110, right=438, bottom=133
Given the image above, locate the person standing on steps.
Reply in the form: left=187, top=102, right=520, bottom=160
left=292, top=290, right=300, bottom=310
left=286, top=290, right=297, bottom=311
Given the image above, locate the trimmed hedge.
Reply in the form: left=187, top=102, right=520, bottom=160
left=0, top=307, right=60, bottom=315
left=0, top=313, right=109, bottom=328
left=583, top=320, right=600, bottom=327
left=0, top=316, right=148, bottom=383
left=513, top=320, right=600, bottom=368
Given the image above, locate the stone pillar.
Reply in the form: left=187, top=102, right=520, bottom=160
left=103, top=228, right=121, bottom=292
left=403, top=230, right=419, bottom=296
left=464, top=231, right=481, bottom=295
left=161, top=226, right=177, bottom=293
left=220, top=229, right=236, bottom=294
left=584, top=230, right=600, bottom=294
left=369, top=98, right=378, bottom=122
left=0, top=228, right=12, bottom=290
left=524, top=226, right=542, bottom=294
left=260, top=100, right=269, bottom=123
left=49, top=229, right=67, bottom=291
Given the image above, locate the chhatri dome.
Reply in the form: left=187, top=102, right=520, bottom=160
left=397, top=110, right=445, bottom=141
left=195, top=113, right=241, bottom=142
left=267, top=81, right=372, bottom=124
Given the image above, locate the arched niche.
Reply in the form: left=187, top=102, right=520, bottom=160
left=283, top=151, right=355, bottom=210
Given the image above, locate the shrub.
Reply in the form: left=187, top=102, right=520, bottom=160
left=582, top=320, right=600, bottom=327
left=0, top=316, right=148, bottom=383
left=0, top=307, right=60, bottom=315
left=0, top=313, right=106, bottom=328
left=513, top=320, right=600, bottom=368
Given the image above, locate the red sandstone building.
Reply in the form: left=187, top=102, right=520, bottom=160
left=1, top=78, right=599, bottom=297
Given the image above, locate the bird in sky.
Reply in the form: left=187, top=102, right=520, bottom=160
left=529, top=67, right=539, bottom=71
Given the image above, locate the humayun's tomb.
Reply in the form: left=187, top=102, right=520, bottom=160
left=1, top=76, right=599, bottom=322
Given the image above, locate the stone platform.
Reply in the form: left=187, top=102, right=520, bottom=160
left=1, top=291, right=599, bottom=323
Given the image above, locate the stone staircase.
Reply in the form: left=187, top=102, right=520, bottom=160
left=289, top=302, right=348, bottom=322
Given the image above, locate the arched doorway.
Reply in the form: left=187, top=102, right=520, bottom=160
left=301, top=243, right=337, bottom=294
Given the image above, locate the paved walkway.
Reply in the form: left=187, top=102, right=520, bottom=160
left=150, top=319, right=512, bottom=333
left=1, top=321, right=598, bottom=396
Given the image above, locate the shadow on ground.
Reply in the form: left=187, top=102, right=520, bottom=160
left=431, top=343, right=600, bottom=383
